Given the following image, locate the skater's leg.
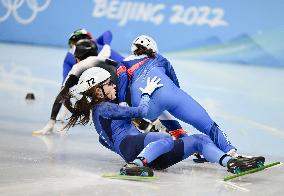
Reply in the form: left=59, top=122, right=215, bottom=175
left=169, top=90, right=236, bottom=153
left=181, top=134, right=265, bottom=173
left=119, top=132, right=174, bottom=164
left=119, top=132, right=174, bottom=176
left=208, top=122, right=236, bottom=154
left=135, top=132, right=174, bottom=164
left=182, top=134, right=231, bottom=165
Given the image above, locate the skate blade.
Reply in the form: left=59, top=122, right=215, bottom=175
left=224, top=161, right=281, bottom=181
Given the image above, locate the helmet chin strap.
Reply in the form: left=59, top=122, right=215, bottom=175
left=100, top=86, right=111, bottom=101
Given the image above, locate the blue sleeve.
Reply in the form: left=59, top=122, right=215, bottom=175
left=110, top=49, right=124, bottom=63
left=62, top=52, right=76, bottom=84
left=98, top=95, right=150, bottom=119
left=96, top=30, right=113, bottom=45
left=159, top=54, right=180, bottom=88
left=117, top=63, right=128, bottom=103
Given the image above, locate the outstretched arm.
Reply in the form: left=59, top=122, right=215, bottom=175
left=99, top=94, right=151, bottom=119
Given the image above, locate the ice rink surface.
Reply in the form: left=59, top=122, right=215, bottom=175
left=0, top=43, right=284, bottom=195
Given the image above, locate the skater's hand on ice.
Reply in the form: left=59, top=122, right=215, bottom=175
left=139, top=76, right=163, bottom=96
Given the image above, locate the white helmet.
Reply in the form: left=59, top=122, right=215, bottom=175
left=74, top=67, right=111, bottom=94
left=131, top=35, right=158, bottom=53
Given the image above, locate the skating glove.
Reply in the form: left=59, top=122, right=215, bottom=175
left=139, top=76, right=163, bottom=97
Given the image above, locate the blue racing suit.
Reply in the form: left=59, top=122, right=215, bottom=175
left=92, top=94, right=230, bottom=169
left=117, top=54, right=236, bottom=153
left=117, top=55, right=185, bottom=132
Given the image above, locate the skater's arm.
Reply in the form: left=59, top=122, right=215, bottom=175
left=50, top=93, right=63, bottom=120
left=98, top=94, right=151, bottom=119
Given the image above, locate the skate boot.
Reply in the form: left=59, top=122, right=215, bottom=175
left=32, top=119, right=55, bottom=135
left=168, top=129, right=187, bottom=139
left=120, top=163, right=154, bottom=177
left=227, top=156, right=265, bottom=174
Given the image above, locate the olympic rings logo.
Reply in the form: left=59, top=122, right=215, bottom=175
left=0, top=0, right=50, bottom=24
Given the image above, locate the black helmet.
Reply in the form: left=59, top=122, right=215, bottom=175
left=68, top=28, right=93, bottom=48
left=74, top=39, right=98, bottom=60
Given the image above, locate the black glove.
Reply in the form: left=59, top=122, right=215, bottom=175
left=64, top=74, right=79, bottom=89
left=105, top=59, right=118, bottom=67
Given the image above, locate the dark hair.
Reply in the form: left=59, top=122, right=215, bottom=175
left=133, top=44, right=156, bottom=58
left=64, top=85, right=106, bottom=130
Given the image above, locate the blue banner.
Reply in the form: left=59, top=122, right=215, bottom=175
left=1, top=0, right=284, bottom=66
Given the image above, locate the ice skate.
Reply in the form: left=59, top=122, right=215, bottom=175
left=227, top=156, right=265, bottom=174
left=120, top=163, right=154, bottom=177
left=32, top=119, right=55, bottom=135
left=227, top=149, right=263, bottom=159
